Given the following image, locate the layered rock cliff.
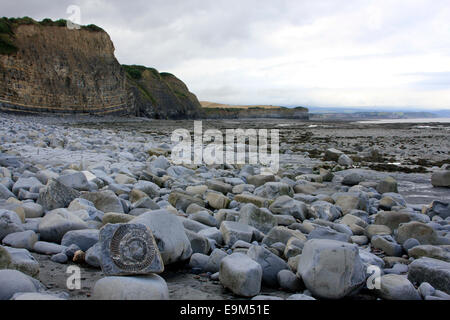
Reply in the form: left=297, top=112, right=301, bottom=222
left=0, top=17, right=201, bottom=118
left=123, top=65, right=201, bottom=119
left=200, top=101, right=309, bottom=119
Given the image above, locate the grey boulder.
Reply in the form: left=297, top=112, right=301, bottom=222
left=92, top=274, right=169, bottom=300
left=219, top=253, right=262, bottom=297
left=298, top=239, right=366, bottom=299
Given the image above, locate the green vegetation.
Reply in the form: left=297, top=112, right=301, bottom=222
left=82, top=24, right=104, bottom=32
left=122, top=65, right=148, bottom=80
left=160, top=72, right=175, bottom=78
left=122, top=64, right=162, bottom=80
left=138, top=84, right=158, bottom=105
left=0, top=17, right=17, bottom=55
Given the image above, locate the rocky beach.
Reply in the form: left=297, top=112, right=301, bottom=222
left=0, top=113, right=449, bottom=300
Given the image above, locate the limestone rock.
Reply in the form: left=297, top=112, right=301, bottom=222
left=377, top=274, right=421, bottom=300
left=37, top=179, right=80, bottom=212
left=298, top=239, right=366, bottom=299
left=431, top=171, right=450, bottom=187
left=247, top=245, right=288, bottom=287
left=219, top=253, right=262, bottom=297
left=0, top=269, right=43, bottom=300
left=131, top=210, right=192, bottom=264
left=238, top=203, right=277, bottom=234
left=408, top=257, right=450, bottom=294
left=92, top=274, right=169, bottom=300
left=38, top=209, right=88, bottom=243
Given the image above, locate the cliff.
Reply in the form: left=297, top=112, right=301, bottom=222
left=0, top=17, right=201, bottom=118
left=123, top=65, right=201, bottom=119
left=200, top=101, right=309, bottom=119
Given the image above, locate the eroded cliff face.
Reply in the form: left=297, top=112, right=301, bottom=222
left=0, top=21, right=130, bottom=115
left=0, top=18, right=202, bottom=118
left=201, top=106, right=309, bottom=119
left=123, top=65, right=201, bottom=119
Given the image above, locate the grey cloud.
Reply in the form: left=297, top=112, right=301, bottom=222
left=2, top=0, right=450, bottom=108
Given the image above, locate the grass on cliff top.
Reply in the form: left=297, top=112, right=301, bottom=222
left=1, top=16, right=104, bottom=31
left=0, top=16, right=105, bottom=55
left=122, top=64, right=161, bottom=80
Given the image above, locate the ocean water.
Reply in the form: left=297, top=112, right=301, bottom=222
left=357, top=117, right=450, bottom=124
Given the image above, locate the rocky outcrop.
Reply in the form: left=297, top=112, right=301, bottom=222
left=123, top=65, right=201, bottom=119
left=0, top=17, right=202, bottom=119
left=201, top=105, right=309, bottom=119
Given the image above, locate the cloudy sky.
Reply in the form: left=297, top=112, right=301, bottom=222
left=4, top=0, right=450, bottom=109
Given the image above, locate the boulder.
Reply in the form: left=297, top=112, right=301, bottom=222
left=85, top=242, right=101, bottom=268
left=12, top=177, right=43, bottom=195
left=92, top=274, right=169, bottom=300
left=408, top=257, right=450, bottom=294
left=168, top=191, right=205, bottom=211
left=307, top=225, right=351, bottom=243
left=57, top=172, right=90, bottom=191
left=205, top=249, right=228, bottom=273
left=102, top=212, right=134, bottom=225
left=0, top=184, right=14, bottom=200
left=189, top=211, right=217, bottom=227
left=374, top=210, right=428, bottom=231
left=220, top=221, right=255, bottom=246
left=206, top=180, right=233, bottom=194
left=397, top=221, right=447, bottom=245
left=37, top=179, right=80, bottom=211
left=365, top=224, right=392, bottom=239
left=61, top=229, right=99, bottom=251
left=0, top=210, right=24, bottom=241
left=81, top=190, right=124, bottom=214
left=68, top=198, right=103, bottom=221
left=21, top=202, right=44, bottom=218
left=38, top=210, right=88, bottom=243
left=205, top=191, right=230, bottom=210
left=234, top=194, right=270, bottom=208
left=269, top=196, right=307, bottom=220
left=335, top=194, right=367, bottom=215
left=431, top=171, right=450, bottom=187
left=219, top=253, right=262, bottom=297
left=324, top=148, right=344, bottom=162
left=198, top=227, right=223, bottom=244
left=133, top=180, right=160, bottom=198
left=185, top=229, right=211, bottom=255
left=424, top=200, right=450, bottom=220
left=2, top=230, right=38, bottom=251
left=338, top=154, right=353, bottom=167
left=238, top=203, right=277, bottom=234
left=247, top=245, right=288, bottom=287
left=377, top=274, right=421, bottom=300
left=254, top=182, right=293, bottom=199
left=377, top=177, right=398, bottom=194
left=33, top=241, right=66, bottom=255
left=247, top=175, right=275, bottom=187
left=408, top=245, right=450, bottom=262
left=342, top=173, right=363, bottom=186
left=418, top=282, right=435, bottom=298
left=0, top=246, right=39, bottom=277
left=0, top=269, right=43, bottom=300
left=277, top=269, right=302, bottom=292
left=262, top=226, right=306, bottom=246
left=371, top=235, right=402, bottom=257
left=298, top=239, right=366, bottom=299
left=11, top=292, right=66, bottom=300
left=309, top=201, right=341, bottom=221
left=131, top=210, right=192, bottom=264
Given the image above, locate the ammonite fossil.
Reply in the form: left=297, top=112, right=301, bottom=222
left=109, top=224, right=156, bottom=271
